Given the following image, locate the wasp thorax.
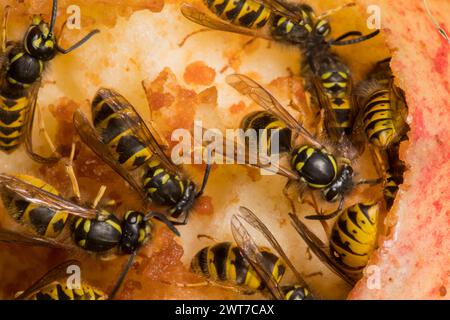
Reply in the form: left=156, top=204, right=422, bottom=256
left=24, top=17, right=57, bottom=61
left=291, top=145, right=337, bottom=189
left=314, top=20, right=331, bottom=37
left=120, top=211, right=152, bottom=254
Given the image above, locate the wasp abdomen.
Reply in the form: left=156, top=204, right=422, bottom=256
left=0, top=175, right=69, bottom=237
left=282, top=285, right=314, bottom=300
left=28, top=283, right=107, bottom=300
left=92, top=94, right=153, bottom=170
left=205, top=0, right=271, bottom=29
left=330, top=203, right=379, bottom=274
left=363, top=90, right=397, bottom=149
left=191, top=242, right=285, bottom=291
left=241, top=111, right=292, bottom=154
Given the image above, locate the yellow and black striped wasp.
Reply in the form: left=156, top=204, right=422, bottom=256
left=220, top=73, right=380, bottom=219
left=353, top=58, right=409, bottom=172
left=353, top=58, right=409, bottom=207
left=180, top=1, right=379, bottom=143
left=290, top=201, right=380, bottom=285
left=73, top=88, right=212, bottom=225
left=0, top=173, right=179, bottom=299
left=14, top=259, right=108, bottom=300
left=189, top=206, right=313, bottom=300
left=0, top=0, right=99, bottom=162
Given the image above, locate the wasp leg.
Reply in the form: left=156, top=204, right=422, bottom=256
left=283, top=179, right=298, bottom=215
left=302, top=190, right=330, bottom=235
left=356, top=177, right=383, bottom=186
left=305, top=196, right=344, bottom=221
left=178, top=28, right=210, bottom=47
left=304, top=271, right=323, bottom=278
left=37, top=101, right=58, bottom=156
left=92, top=185, right=107, bottom=209
left=174, top=280, right=243, bottom=293
left=65, top=142, right=81, bottom=202
left=197, top=234, right=217, bottom=242
left=317, top=2, right=355, bottom=19
left=220, top=37, right=256, bottom=74
left=2, top=5, right=10, bottom=52
left=196, top=149, right=212, bottom=198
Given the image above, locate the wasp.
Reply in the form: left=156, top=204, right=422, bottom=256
left=0, top=0, right=99, bottom=162
left=180, top=1, right=379, bottom=143
left=73, top=87, right=212, bottom=225
left=218, top=74, right=380, bottom=219
left=353, top=58, right=409, bottom=174
left=14, top=260, right=108, bottom=300
left=189, top=206, right=313, bottom=300
left=290, top=202, right=380, bottom=284
left=383, top=142, right=406, bottom=210
left=0, top=173, right=179, bottom=299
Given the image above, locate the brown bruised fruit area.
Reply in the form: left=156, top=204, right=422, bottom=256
left=0, top=0, right=448, bottom=300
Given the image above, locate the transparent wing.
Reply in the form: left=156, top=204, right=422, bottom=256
left=238, top=206, right=308, bottom=287
left=24, top=81, right=60, bottom=163
left=288, top=213, right=355, bottom=285
left=195, top=124, right=299, bottom=180
left=181, top=4, right=273, bottom=41
left=226, top=74, right=325, bottom=150
left=0, top=228, right=71, bottom=250
left=231, top=215, right=284, bottom=300
left=15, top=260, right=81, bottom=300
left=94, top=88, right=179, bottom=174
left=73, top=109, right=146, bottom=199
left=0, top=174, right=99, bottom=219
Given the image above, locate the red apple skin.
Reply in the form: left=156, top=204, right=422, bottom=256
left=349, top=0, right=450, bottom=300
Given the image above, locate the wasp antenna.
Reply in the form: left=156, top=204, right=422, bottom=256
left=48, top=0, right=58, bottom=36
left=109, top=250, right=138, bottom=300
left=330, top=29, right=380, bottom=46
left=56, top=29, right=100, bottom=54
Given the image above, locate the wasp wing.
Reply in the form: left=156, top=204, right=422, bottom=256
left=226, top=74, right=325, bottom=150
left=231, top=215, right=284, bottom=300
left=181, top=4, right=273, bottom=41
left=238, top=206, right=309, bottom=288
left=288, top=213, right=355, bottom=285
left=24, top=81, right=60, bottom=163
left=0, top=228, right=71, bottom=250
left=94, top=88, right=179, bottom=174
left=73, top=109, right=146, bottom=199
left=195, top=124, right=299, bottom=180
left=0, top=174, right=98, bottom=219
left=15, top=259, right=81, bottom=300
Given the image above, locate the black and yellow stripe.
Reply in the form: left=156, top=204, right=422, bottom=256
left=319, top=69, right=352, bottom=135
left=241, top=111, right=292, bottom=154
left=92, top=93, right=153, bottom=171
left=0, top=175, right=69, bottom=238
left=0, top=93, right=29, bottom=152
left=362, top=90, right=397, bottom=149
left=191, top=242, right=286, bottom=291
left=282, top=285, right=313, bottom=300
left=329, top=202, right=379, bottom=275
left=23, top=282, right=107, bottom=300
left=205, top=0, right=272, bottom=29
